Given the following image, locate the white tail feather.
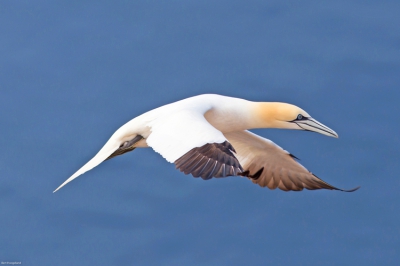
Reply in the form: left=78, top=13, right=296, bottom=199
left=53, top=139, right=120, bottom=193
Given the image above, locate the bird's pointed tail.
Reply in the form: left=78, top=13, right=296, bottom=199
left=53, top=140, right=120, bottom=193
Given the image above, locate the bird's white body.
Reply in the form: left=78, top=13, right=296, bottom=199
left=104, top=95, right=258, bottom=160
left=54, top=94, right=358, bottom=193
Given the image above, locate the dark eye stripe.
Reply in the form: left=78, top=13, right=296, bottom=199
left=296, top=114, right=308, bottom=121
left=289, top=115, right=309, bottom=123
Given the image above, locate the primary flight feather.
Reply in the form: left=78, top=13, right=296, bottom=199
left=54, top=94, right=359, bottom=193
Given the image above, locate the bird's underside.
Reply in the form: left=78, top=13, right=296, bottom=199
left=110, top=132, right=358, bottom=192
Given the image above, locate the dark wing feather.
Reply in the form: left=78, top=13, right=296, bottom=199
left=175, top=141, right=243, bottom=180
left=225, top=131, right=359, bottom=192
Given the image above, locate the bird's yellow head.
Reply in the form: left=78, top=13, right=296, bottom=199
left=255, top=102, right=338, bottom=138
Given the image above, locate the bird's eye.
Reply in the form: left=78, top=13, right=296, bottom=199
left=297, top=114, right=303, bottom=120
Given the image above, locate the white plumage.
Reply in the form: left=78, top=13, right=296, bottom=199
left=147, top=110, right=226, bottom=162
left=54, top=94, right=358, bottom=193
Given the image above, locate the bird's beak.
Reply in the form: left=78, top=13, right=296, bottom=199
left=294, top=118, right=339, bottom=138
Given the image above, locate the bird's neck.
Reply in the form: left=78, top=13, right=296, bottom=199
left=248, top=102, right=292, bottom=130
left=204, top=100, right=288, bottom=132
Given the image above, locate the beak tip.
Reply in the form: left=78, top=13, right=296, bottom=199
left=332, top=130, right=339, bottom=138
left=296, top=118, right=339, bottom=139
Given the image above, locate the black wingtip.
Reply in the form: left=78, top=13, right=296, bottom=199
left=106, top=135, right=143, bottom=161
left=338, top=186, right=361, bottom=192
left=289, top=153, right=300, bottom=160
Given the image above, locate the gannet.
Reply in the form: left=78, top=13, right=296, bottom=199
left=54, top=94, right=359, bottom=193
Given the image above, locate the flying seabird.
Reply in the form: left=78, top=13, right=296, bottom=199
left=54, top=94, right=359, bottom=193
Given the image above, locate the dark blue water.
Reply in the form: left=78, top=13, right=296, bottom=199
left=1, top=1, right=399, bottom=265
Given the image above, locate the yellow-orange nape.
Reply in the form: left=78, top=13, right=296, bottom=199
left=252, top=102, right=310, bottom=129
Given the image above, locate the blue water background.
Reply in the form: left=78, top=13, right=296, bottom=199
left=1, top=1, right=399, bottom=265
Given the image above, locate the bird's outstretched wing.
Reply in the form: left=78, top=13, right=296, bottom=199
left=224, top=130, right=359, bottom=192
left=146, top=110, right=242, bottom=179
